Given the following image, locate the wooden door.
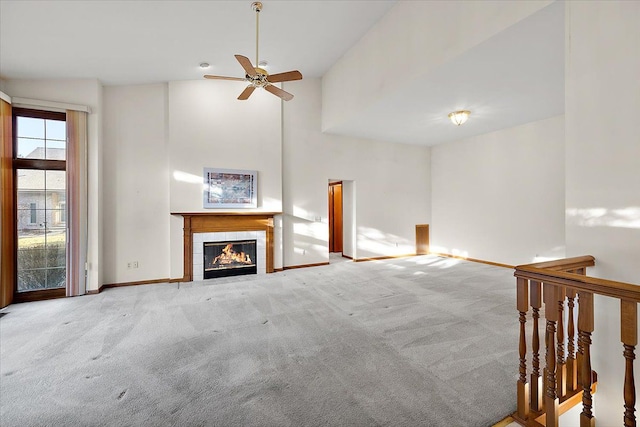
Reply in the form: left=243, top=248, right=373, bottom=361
left=416, top=224, right=429, bottom=255
left=328, top=182, right=343, bottom=253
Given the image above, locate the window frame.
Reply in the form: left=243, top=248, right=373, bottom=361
left=12, top=107, right=67, bottom=301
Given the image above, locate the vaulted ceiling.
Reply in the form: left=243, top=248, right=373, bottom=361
left=0, top=0, right=564, bottom=146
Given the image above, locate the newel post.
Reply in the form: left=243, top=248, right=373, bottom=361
left=621, top=299, right=637, bottom=427
left=517, top=277, right=530, bottom=420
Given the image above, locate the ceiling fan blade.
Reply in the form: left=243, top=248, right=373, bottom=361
left=237, top=86, right=256, bottom=100
left=264, top=84, right=294, bottom=101
left=204, top=75, right=246, bottom=82
left=235, top=54, right=257, bottom=77
left=267, top=70, right=303, bottom=83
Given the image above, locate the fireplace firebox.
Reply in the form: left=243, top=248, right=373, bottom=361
left=203, top=240, right=257, bottom=279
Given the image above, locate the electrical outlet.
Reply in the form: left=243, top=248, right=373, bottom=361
left=302, top=249, right=306, bottom=255
left=127, top=262, right=132, bottom=269
left=133, top=261, right=139, bottom=268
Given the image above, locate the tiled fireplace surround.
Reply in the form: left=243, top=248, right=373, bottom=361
left=193, top=231, right=266, bottom=281
left=173, top=213, right=277, bottom=282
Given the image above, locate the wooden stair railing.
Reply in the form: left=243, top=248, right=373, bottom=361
left=512, top=255, right=640, bottom=427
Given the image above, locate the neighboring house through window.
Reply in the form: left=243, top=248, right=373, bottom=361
left=29, top=203, right=36, bottom=223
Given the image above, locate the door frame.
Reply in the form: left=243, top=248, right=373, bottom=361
left=328, top=181, right=343, bottom=253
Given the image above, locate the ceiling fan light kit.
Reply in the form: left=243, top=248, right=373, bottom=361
left=203, top=1, right=303, bottom=101
left=448, top=110, right=471, bottom=126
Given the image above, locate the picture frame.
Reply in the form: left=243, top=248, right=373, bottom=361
left=203, top=168, right=257, bottom=209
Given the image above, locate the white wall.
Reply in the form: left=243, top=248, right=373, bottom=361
left=342, top=180, right=356, bottom=259
left=167, top=80, right=283, bottom=278
left=322, top=0, right=552, bottom=133
left=431, top=115, right=565, bottom=266
left=565, top=1, right=640, bottom=424
left=102, top=84, right=170, bottom=284
left=282, top=78, right=430, bottom=267
left=3, top=79, right=104, bottom=291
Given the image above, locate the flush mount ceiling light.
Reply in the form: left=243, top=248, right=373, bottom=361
left=448, top=110, right=471, bottom=126
left=199, top=62, right=210, bottom=69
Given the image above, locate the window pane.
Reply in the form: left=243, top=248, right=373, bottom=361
left=17, top=221, right=66, bottom=292
left=50, top=209, right=66, bottom=226
left=45, top=119, right=66, bottom=141
left=46, top=139, right=66, bottom=159
left=46, top=268, right=66, bottom=289
left=16, top=116, right=44, bottom=139
left=18, top=228, right=46, bottom=253
left=17, top=137, right=45, bottom=159
left=18, top=169, right=45, bottom=191
left=17, top=170, right=46, bottom=227
left=47, top=240, right=66, bottom=268
left=45, top=171, right=66, bottom=209
left=17, top=227, right=47, bottom=292
left=17, top=269, right=47, bottom=292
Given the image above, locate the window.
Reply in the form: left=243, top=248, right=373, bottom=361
left=29, top=202, right=37, bottom=223
left=59, top=201, right=66, bottom=224
left=13, top=108, right=67, bottom=295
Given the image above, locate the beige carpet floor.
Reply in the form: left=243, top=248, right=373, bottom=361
left=0, top=255, right=518, bottom=426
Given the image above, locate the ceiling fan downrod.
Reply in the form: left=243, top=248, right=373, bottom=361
left=252, top=2, right=262, bottom=67
left=202, top=0, right=302, bottom=101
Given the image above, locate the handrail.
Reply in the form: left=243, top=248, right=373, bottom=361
left=515, top=258, right=640, bottom=302
left=513, top=255, right=639, bottom=427
left=519, top=255, right=595, bottom=271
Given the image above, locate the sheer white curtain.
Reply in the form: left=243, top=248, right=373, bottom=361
left=66, top=110, right=88, bottom=296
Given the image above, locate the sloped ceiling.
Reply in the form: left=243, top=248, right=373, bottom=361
left=0, top=0, right=396, bottom=84
left=324, top=2, right=565, bottom=146
left=0, top=0, right=564, bottom=147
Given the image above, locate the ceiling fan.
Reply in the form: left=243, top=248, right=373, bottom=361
left=204, top=1, right=303, bottom=101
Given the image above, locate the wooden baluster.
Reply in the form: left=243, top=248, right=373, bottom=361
left=530, top=280, right=543, bottom=412
left=621, top=299, right=637, bottom=427
left=544, top=283, right=559, bottom=427
left=517, top=277, right=530, bottom=420
left=578, top=291, right=595, bottom=427
left=557, top=287, right=567, bottom=398
left=573, top=268, right=587, bottom=393
left=566, top=288, right=578, bottom=392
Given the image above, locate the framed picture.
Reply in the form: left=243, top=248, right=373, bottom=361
left=203, top=168, right=257, bottom=209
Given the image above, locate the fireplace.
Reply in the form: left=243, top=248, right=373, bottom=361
left=172, top=212, right=277, bottom=282
left=203, top=240, right=257, bottom=279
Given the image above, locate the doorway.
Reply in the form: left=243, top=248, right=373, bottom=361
left=328, top=181, right=342, bottom=254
